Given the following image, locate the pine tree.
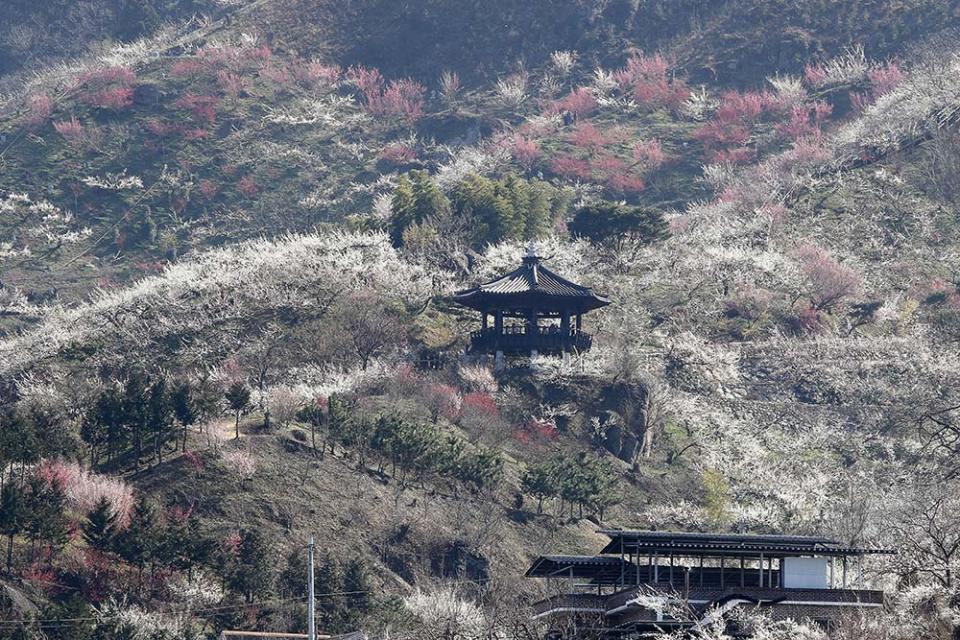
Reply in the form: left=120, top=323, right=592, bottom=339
left=0, top=482, right=24, bottom=572
left=225, top=382, right=251, bottom=440
left=315, top=551, right=345, bottom=630
left=25, top=475, right=69, bottom=552
left=83, top=497, right=118, bottom=551
left=116, top=495, right=159, bottom=584
left=228, top=529, right=273, bottom=602
left=521, top=463, right=557, bottom=513
left=327, top=394, right=352, bottom=455
left=83, top=386, right=123, bottom=467
left=122, top=373, right=150, bottom=471
left=389, top=174, right=416, bottom=246
left=146, top=376, right=175, bottom=465
left=342, top=556, right=371, bottom=617
left=170, top=379, right=197, bottom=452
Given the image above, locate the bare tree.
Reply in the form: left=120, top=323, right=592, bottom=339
left=337, top=290, right=406, bottom=370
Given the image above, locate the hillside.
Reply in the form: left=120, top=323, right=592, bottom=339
left=2, top=3, right=960, bottom=640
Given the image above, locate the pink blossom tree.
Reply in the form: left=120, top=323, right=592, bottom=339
left=792, top=243, right=861, bottom=311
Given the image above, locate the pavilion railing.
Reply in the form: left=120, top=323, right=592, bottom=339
left=468, top=326, right=592, bottom=354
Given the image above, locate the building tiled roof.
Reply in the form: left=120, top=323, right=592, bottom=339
left=597, top=530, right=895, bottom=556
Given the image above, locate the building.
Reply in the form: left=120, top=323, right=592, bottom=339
left=451, top=251, right=609, bottom=362
left=526, top=529, right=895, bottom=637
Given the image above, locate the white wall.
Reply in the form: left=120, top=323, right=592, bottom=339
left=782, top=557, right=829, bottom=589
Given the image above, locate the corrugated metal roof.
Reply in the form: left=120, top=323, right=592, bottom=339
left=599, top=530, right=838, bottom=546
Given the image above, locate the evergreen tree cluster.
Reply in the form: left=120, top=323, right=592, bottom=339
left=80, top=373, right=216, bottom=470
left=521, top=452, right=621, bottom=519
left=389, top=171, right=570, bottom=248
left=280, top=548, right=372, bottom=633
left=302, top=396, right=504, bottom=493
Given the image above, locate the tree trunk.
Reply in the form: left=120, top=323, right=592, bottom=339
left=235, top=412, right=241, bottom=439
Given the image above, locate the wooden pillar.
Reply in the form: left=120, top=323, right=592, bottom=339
left=669, top=555, right=674, bottom=585
left=720, top=555, right=725, bottom=588
left=575, top=313, right=582, bottom=331
left=699, top=556, right=704, bottom=587
left=759, top=552, right=764, bottom=587
left=481, top=312, right=488, bottom=330
left=653, top=551, right=659, bottom=582
left=842, top=556, right=848, bottom=589
left=740, top=555, right=745, bottom=588
left=494, top=310, right=503, bottom=334
left=620, top=538, right=625, bottom=589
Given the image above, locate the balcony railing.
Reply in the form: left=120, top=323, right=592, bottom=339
left=468, top=326, right=593, bottom=355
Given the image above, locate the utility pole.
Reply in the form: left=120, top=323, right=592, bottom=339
left=307, top=537, right=316, bottom=640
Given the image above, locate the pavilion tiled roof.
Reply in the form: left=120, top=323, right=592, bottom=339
left=452, top=255, right=609, bottom=312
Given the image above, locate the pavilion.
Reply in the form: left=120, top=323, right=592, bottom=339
left=451, top=251, right=609, bottom=362
left=526, top=529, right=895, bottom=637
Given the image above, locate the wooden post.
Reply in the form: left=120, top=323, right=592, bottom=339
left=699, top=555, right=704, bottom=587
left=669, top=555, right=674, bottom=585
left=842, top=556, right=848, bottom=589
left=720, top=555, right=725, bottom=588
left=653, top=551, right=659, bottom=582
left=620, top=535, right=626, bottom=589
left=740, top=555, right=745, bottom=588
left=759, top=552, right=764, bottom=587
left=307, top=537, right=316, bottom=640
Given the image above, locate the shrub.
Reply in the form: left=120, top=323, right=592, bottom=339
left=803, top=63, right=828, bottom=86
left=614, top=53, right=688, bottom=109
left=508, top=135, right=540, bottom=168
left=220, top=448, right=256, bottom=486
left=606, top=172, right=646, bottom=194
left=294, top=61, right=341, bottom=88
left=458, top=364, right=498, bottom=394
left=350, top=66, right=426, bottom=124
left=868, top=61, right=903, bottom=97
left=715, top=90, right=767, bottom=123
left=776, top=101, right=832, bottom=141
left=236, top=176, right=258, bottom=197
left=378, top=143, right=418, bottom=165
left=54, top=117, right=86, bottom=147
left=38, top=460, right=135, bottom=528
left=552, top=86, right=597, bottom=118
left=217, top=71, right=248, bottom=99
left=259, top=63, right=291, bottom=88
left=171, top=59, right=205, bottom=77
left=550, top=154, right=592, bottom=180
left=174, top=93, right=219, bottom=126
left=792, top=243, right=860, bottom=311
left=632, top=139, right=665, bottom=169
left=23, top=94, right=53, bottom=128
left=569, top=122, right=609, bottom=150
left=77, top=66, right=137, bottom=111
